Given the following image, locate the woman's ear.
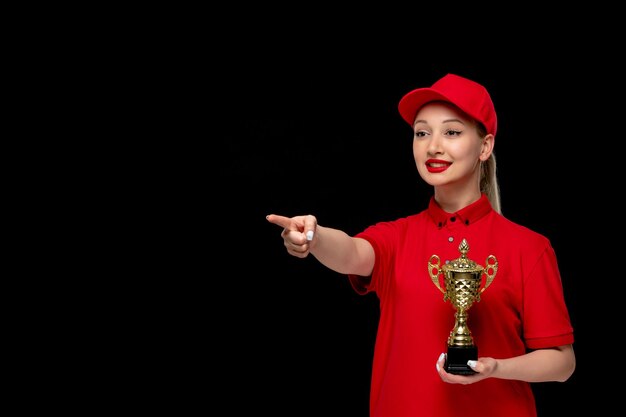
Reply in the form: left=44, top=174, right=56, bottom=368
left=479, top=134, right=495, bottom=161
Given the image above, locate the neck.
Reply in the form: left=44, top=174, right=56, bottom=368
left=433, top=187, right=482, bottom=213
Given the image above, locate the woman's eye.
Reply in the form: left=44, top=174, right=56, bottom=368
left=446, top=130, right=461, bottom=136
left=414, top=131, right=427, bottom=138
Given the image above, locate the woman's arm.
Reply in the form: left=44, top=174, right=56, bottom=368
left=436, top=344, right=576, bottom=384
left=266, top=214, right=375, bottom=276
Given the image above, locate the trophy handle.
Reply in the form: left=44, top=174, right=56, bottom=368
left=428, top=255, right=445, bottom=294
left=480, top=255, right=498, bottom=293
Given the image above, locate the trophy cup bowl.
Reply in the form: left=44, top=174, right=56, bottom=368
left=428, top=238, right=497, bottom=375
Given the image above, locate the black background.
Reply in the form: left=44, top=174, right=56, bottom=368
left=41, top=10, right=623, bottom=415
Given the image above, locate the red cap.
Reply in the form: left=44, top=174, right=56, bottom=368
left=398, top=73, right=497, bottom=137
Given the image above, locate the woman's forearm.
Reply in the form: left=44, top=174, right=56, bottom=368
left=493, top=345, right=576, bottom=382
left=310, top=226, right=374, bottom=276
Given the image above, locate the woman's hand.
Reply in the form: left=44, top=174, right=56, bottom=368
left=435, top=353, right=498, bottom=385
left=266, top=214, right=318, bottom=258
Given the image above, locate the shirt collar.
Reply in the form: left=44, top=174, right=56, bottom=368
left=427, top=193, right=493, bottom=228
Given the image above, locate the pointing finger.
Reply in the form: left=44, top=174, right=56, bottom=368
left=266, top=214, right=297, bottom=230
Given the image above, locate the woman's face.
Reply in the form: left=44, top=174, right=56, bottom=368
left=412, top=101, right=492, bottom=189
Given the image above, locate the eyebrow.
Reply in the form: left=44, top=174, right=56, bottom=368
left=413, top=118, right=466, bottom=127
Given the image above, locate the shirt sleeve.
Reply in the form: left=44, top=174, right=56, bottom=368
left=523, top=243, right=574, bottom=349
left=347, top=220, right=402, bottom=296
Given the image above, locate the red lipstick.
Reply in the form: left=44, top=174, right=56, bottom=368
left=425, top=159, right=451, bottom=173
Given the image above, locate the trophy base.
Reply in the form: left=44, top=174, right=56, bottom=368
left=445, top=345, right=477, bottom=375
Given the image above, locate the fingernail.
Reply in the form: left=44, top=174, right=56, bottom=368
left=436, top=362, right=440, bottom=372
left=467, top=360, right=477, bottom=368
left=306, top=231, right=314, bottom=241
left=438, top=352, right=445, bottom=362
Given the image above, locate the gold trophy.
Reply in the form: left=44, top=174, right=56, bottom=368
left=428, top=238, right=498, bottom=375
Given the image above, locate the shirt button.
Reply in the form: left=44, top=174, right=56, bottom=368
left=448, top=236, right=454, bottom=242
left=450, top=217, right=456, bottom=222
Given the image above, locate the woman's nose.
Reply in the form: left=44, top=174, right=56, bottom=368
left=427, top=135, right=443, bottom=155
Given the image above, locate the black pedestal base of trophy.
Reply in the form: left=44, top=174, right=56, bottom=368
left=445, top=345, right=478, bottom=375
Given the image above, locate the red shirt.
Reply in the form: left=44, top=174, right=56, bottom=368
left=349, top=194, right=574, bottom=417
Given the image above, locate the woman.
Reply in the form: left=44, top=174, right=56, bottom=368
left=266, top=73, right=575, bottom=417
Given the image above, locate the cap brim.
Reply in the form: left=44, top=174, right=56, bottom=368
left=398, top=89, right=453, bottom=126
